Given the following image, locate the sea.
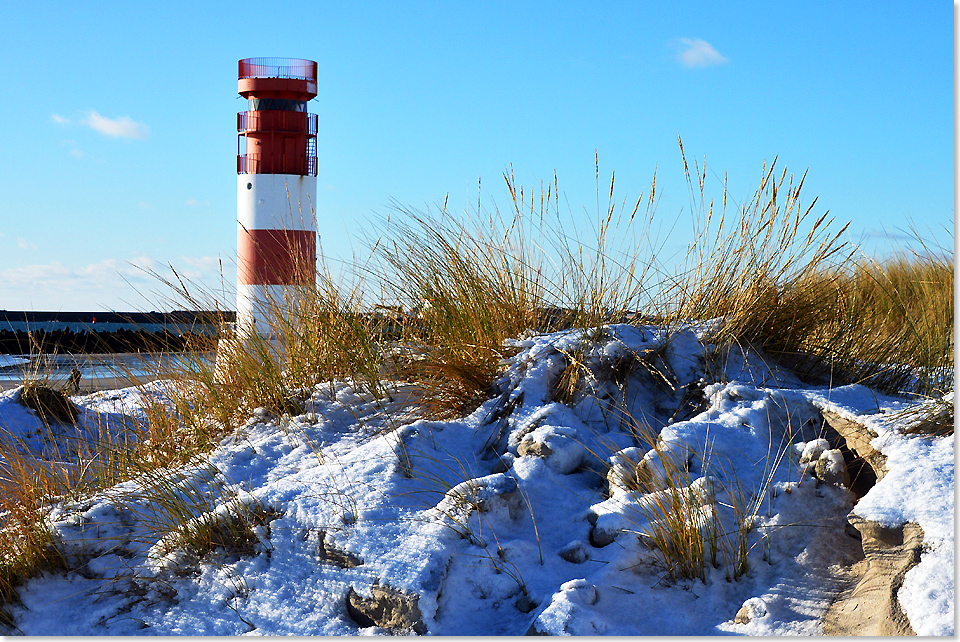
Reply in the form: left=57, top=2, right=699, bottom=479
left=0, top=352, right=216, bottom=386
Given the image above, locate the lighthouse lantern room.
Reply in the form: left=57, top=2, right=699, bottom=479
left=236, top=57, right=319, bottom=336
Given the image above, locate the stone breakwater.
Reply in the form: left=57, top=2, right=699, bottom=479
left=0, top=326, right=216, bottom=354
left=0, top=310, right=231, bottom=355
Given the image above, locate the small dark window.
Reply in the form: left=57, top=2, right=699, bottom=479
left=248, top=98, right=306, bottom=112
left=247, top=183, right=252, bottom=190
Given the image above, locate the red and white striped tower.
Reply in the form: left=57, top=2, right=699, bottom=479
left=236, top=57, right=318, bottom=336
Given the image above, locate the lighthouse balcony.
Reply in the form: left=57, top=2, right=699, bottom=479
left=238, top=153, right=318, bottom=177
left=239, top=57, right=317, bottom=82
left=238, top=111, right=319, bottom=135
left=238, top=58, right=318, bottom=99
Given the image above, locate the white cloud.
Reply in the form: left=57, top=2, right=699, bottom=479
left=675, top=38, right=728, bottom=68
left=0, top=256, right=230, bottom=310
left=51, top=113, right=70, bottom=125
left=177, top=255, right=223, bottom=276
left=17, top=238, right=38, bottom=250
left=70, top=148, right=85, bottom=158
left=84, top=111, right=150, bottom=140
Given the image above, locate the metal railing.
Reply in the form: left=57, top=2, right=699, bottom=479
left=237, top=111, right=318, bottom=135
left=238, top=153, right=318, bottom=176
left=239, top=57, right=317, bottom=82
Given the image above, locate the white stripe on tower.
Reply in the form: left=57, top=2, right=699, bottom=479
left=235, top=57, right=319, bottom=336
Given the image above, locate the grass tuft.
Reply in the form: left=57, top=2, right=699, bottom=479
left=16, top=383, right=79, bottom=425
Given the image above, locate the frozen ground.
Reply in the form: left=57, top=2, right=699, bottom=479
left=0, top=323, right=952, bottom=635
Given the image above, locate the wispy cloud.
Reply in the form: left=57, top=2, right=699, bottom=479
left=51, top=113, right=70, bottom=125
left=58, top=138, right=85, bottom=158
left=178, top=255, right=222, bottom=272
left=0, top=256, right=229, bottom=310
left=674, top=38, right=728, bottom=68
left=84, top=111, right=150, bottom=139
left=17, top=238, right=38, bottom=250
left=1, top=258, right=155, bottom=290
left=859, top=228, right=917, bottom=242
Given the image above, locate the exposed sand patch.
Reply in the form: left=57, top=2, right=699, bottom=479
left=819, top=409, right=921, bottom=636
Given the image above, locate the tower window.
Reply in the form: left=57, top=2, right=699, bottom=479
left=248, top=98, right=307, bottom=112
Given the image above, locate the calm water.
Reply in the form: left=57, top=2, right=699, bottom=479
left=0, top=352, right=215, bottom=383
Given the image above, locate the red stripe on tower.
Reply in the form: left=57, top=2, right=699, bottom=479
left=236, top=57, right=318, bottom=334
left=237, top=229, right=317, bottom=285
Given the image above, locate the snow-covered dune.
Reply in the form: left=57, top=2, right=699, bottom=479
left=0, top=324, right=952, bottom=635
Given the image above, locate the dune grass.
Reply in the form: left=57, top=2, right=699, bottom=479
left=668, top=141, right=853, bottom=357
left=375, top=197, right=548, bottom=417
left=822, top=243, right=954, bottom=396
left=666, top=141, right=952, bottom=398
left=376, top=163, right=661, bottom=417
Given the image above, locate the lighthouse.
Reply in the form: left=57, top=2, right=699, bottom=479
left=236, top=57, right=318, bottom=337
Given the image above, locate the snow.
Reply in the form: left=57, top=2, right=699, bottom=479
left=0, top=323, right=952, bottom=635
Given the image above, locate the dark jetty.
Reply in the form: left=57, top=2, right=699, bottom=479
left=0, top=310, right=234, bottom=355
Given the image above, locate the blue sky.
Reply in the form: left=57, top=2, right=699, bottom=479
left=0, top=1, right=953, bottom=311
